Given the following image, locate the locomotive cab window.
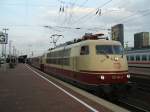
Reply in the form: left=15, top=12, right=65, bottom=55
left=80, top=46, right=89, bottom=55
left=96, top=45, right=123, bottom=55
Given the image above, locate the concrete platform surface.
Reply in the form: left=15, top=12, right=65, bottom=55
left=0, top=64, right=118, bottom=112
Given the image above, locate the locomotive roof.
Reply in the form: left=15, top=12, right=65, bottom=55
left=47, top=39, right=121, bottom=53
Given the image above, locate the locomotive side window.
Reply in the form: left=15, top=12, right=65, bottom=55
left=149, top=55, right=150, bottom=61
left=64, top=49, right=71, bottom=57
left=142, top=55, right=147, bottom=61
left=80, top=46, right=89, bottom=55
left=46, top=48, right=71, bottom=66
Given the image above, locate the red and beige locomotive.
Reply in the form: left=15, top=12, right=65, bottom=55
left=30, top=33, right=130, bottom=95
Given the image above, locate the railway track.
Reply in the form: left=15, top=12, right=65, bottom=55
left=138, top=83, right=150, bottom=93
left=120, top=75, right=150, bottom=112
left=91, top=81, right=150, bottom=112
left=130, top=74, right=150, bottom=93
left=88, top=86, right=150, bottom=112
left=118, top=99, right=150, bottom=112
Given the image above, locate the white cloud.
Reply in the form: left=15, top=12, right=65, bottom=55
left=1, top=0, right=150, bottom=56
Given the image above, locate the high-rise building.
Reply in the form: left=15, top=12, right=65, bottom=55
left=134, top=32, right=149, bottom=49
left=111, top=24, right=124, bottom=47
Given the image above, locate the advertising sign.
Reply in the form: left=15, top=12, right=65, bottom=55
left=0, top=32, right=8, bottom=44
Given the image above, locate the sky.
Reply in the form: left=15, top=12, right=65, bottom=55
left=0, top=0, right=150, bottom=57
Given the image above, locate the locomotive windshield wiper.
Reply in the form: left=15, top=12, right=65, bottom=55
left=100, top=50, right=109, bottom=58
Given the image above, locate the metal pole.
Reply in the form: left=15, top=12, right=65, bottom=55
left=4, top=44, right=6, bottom=71
left=13, top=46, right=15, bottom=56
left=50, top=34, right=64, bottom=47
left=9, top=40, right=12, bottom=64
left=2, top=45, right=4, bottom=56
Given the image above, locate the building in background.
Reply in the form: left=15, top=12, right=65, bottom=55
left=111, top=24, right=124, bottom=47
left=134, top=32, right=150, bottom=49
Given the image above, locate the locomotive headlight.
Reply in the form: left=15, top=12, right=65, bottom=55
left=100, top=75, right=105, bottom=80
left=127, top=74, right=130, bottom=79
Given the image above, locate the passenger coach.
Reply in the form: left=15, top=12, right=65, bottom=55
left=126, top=49, right=150, bottom=68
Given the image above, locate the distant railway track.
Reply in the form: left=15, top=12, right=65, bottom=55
left=92, top=89, right=150, bottom=112
left=130, top=74, right=150, bottom=80
left=86, top=83, right=150, bottom=112
left=129, top=67, right=150, bottom=77
left=137, top=83, right=150, bottom=93
left=118, top=99, right=150, bottom=112
left=129, top=73, right=150, bottom=93
left=119, top=73, right=150, bottom=112
left=129, top=65, right=150, bottom=68
left=128, top=67, right=150, bottom=93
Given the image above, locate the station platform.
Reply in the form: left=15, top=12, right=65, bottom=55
left=0, top=64, right=128, bottom=112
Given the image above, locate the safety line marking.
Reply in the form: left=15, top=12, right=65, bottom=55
left=26, top=65, right=99, bottom=112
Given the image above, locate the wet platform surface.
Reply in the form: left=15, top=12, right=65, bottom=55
left=0, top=64, right=114, bottom=112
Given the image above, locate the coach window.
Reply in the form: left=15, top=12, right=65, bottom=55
left=80, top=46, right=89, bottom=55
left=136, top=55, right=140, bottom=61
left=130, top=56, right=134, bottom=61
left=142, top=55, right=147, bottom=61
left=149, top=55, right=150, bottom=61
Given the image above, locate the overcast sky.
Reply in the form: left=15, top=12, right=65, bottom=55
left=0, top=0, right=150, bottom=57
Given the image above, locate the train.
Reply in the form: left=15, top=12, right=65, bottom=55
left=29, top=33, right=130, bottom=96
left=126, top=49, right=150, bottom=68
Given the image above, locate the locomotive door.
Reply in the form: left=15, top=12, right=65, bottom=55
left=73, top=56, right=77, bottom=77
left=73, top=57, right=77, bottom=71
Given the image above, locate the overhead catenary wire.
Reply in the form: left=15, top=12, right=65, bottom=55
left=79, top=0, right=89, bottom=7
left=74, top=0, right=128, bottom=27
left=71, top=0, right=113, bottom=26
left=115, top=9, right=150, bottom=22
left=0, top=24, right=109, bottom=31
left=112, top=9, right=150, bottom=25
left=69, top=0, right=88, bottom=22
left=0, top=2, right=57, bottom=8
left=60, top=0, right=77, bottom=25
left=57, top=0, right=89, bottom=8
left=67, top=0, right=78, bottom=24
left=1, top=1, right=149, bottom=34
left=0, top=0, right=112, bottom=31
left=59, top=0, right=90, bottom=25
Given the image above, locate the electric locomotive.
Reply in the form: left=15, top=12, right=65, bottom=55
left=31, top=33, right=130, bottom=95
